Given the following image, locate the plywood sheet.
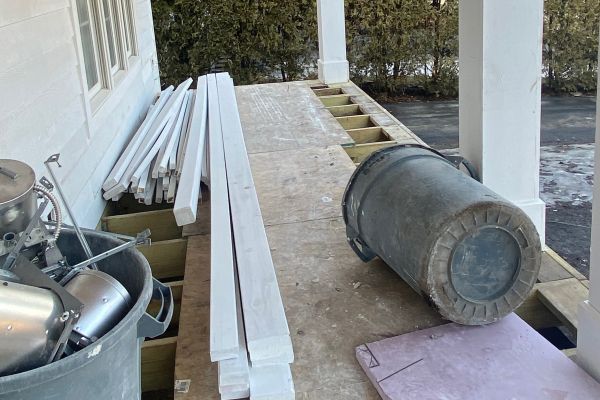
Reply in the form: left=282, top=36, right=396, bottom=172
left=356, top=314, right=600, bottom=400
left=235, top=82, right=353, bottom=154
left=249, top=146, right=355, bottom=226
left=265, top=217, right=444, bottom=396
left=174, top=235, right=218, bottom=400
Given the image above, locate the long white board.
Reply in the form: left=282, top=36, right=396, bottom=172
left=208, top=73, right=239, bottom=361
left=173, top=76, right=208, bottom=226
left=216, top=72, right=293, bottom=365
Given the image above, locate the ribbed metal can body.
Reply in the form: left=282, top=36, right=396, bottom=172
left=343, top=145, right=541, bottom=325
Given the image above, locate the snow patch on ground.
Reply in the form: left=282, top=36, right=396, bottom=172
left=442, top=144, right=595, bottom=206
left=540, top=144, right=594, bottom=206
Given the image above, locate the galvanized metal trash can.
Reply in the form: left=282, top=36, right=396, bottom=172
left=0, top=230, right=173, bottom=399
left=343, top=144, right=541, bottom=325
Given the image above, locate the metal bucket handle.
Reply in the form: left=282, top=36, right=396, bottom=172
left=137, top=277, right=174, bottom=338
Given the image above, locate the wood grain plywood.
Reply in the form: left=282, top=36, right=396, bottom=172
left=265, top=218, right=444, bottom=396
left=235, top=82, right=353, bottom=154
left=174, top=235, right=218, bottom=400
left=249, top=146, right=355, bottom=226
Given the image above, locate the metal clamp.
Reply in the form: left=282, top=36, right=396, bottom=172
left=44, top=154, right=98, bottom=270
left=137, top=278, right=174, bottom=338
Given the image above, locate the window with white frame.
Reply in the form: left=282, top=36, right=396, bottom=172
left=75, top=0, right=137, bottom=99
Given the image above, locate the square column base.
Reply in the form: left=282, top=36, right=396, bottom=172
left=512, top=197, right=546, bottom=247
left=318, top=59, right=349, bottom=85
left=577, top=301, right=600, bottom=381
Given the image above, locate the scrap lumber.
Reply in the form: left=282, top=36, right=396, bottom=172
left=174, top=77, right=208, bottom=226
left=103, top=78, right=192, bottom=199
left=102, top=86, right=174, bottom=191
left=208, top=74, right=239, bottom=361
left=155, top=91, right=191, bottom=178
left=216, top=72, right=293, bottom=365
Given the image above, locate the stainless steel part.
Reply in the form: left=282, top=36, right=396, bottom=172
left=64, top=269, right=131, bottom=346
left=1, top=197, right=49, bottom=270
left=0, top=159, right=37, bottom=237
left=0, top=280, right=65, bottom=376
left=44, top=154, right=97, bottom=270
left=33, top=182, right=62, bottom=241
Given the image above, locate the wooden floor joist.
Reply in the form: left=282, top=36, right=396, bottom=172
left=319, top=94, right=353, bottom=107
left=102, top=208, right=182, bottom=242
left=336, top=114, right=374, bottom=130
left=312, top=87, right=342, bottom=96
left=537, top=278, right=589, bottom=334
left=327, top=104, right=361, bottom=117
left=344, top=141, right=398, bottom=163
left=141, top=336, right=178, bottom=392
left=346, top=127, right=392, bottom=144
left=217, top=73, right=293, bottom=366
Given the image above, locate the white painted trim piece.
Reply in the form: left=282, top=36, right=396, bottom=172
left=166, top=174, right=177, bottom=203
left=217, top=260, right=250, bottom=394
left=163, top=175, right=170, bottom=188
left=156, top=178, right=164, bottom=203
left=201, top=127, right=210, bottom=185
left=577, top=301, right=600, bottom=380
left=155, top=91, right=191, bottom=178
left=174, top=77, right=208, bottom=226
left=109, top=78, right=192, bottom=197
left=137, top=163, right=151, bottom=194
left=144, top=176, right=156, bottom=205
left=221, top=389, right=249, bottom=400
left=102, top=86, right=174, bottom=191
left=208, top=74, right=239, bottom=361
left=176, top=90, right=195, bottom=177
left=217, top=73, right=293, bottom=364
left=130, top=117, right=175, bottom=188
left=249, top=364, right=294, bottom=400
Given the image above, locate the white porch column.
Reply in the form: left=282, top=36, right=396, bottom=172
left=316, top=0, right=349, bottom=84
left=458, top=0, right=546, bottom=244
left=576, top=37, right=600, bottom=379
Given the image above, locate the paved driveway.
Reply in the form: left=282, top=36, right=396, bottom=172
left=383, top=97, right=596, bottom=276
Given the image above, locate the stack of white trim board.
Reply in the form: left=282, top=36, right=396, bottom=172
left=101, top=77, right=209, bottom=226
left=208, top=73, right=294, bottom=399
left=104, top=73, right=294, bottom=398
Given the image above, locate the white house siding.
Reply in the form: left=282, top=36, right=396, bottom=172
left=0, top=0, right=160, bottom=227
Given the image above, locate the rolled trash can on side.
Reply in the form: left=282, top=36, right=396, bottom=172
left=0, top=230, right=173, bottom=400
left=342, top=144, right=541, bottom=325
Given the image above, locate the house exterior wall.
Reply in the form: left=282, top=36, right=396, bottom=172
left=0, top=0, right=160, bottom=227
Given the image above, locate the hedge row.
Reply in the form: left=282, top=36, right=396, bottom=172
left=152, top=0, right=600, bottom=97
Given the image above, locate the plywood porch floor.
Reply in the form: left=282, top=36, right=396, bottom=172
left=174, top=80, right=590, bottom=399
left=238, top=81, right=444, bottom=398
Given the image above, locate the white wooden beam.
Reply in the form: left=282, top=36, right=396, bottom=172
left=174, top=77, right=208, bottom=226
left=155, top=91, right=191, bottom=178
left=458, top=0, right=545, bottom=243
left=208, top=74, right=239, bottom=361
left=316, top=0, right=349, bottom=84
left=217, top=262, right=250, bottom=398
left=249, top=364, right=294, bottom=400
left=217, top=73, right=293, bottom=365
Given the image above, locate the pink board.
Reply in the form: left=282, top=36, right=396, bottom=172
left=356, top=313, right=600, bottom=400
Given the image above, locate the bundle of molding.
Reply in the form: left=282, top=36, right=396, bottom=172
left=208, top=72, right=295, bottom=400
left=101, top=77, right=209, bottom=226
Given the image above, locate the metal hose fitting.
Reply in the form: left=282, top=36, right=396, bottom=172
left=33, top=184, right=62, bottom=241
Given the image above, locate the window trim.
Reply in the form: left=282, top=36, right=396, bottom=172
left=74, top=0, right=138, bottom=109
